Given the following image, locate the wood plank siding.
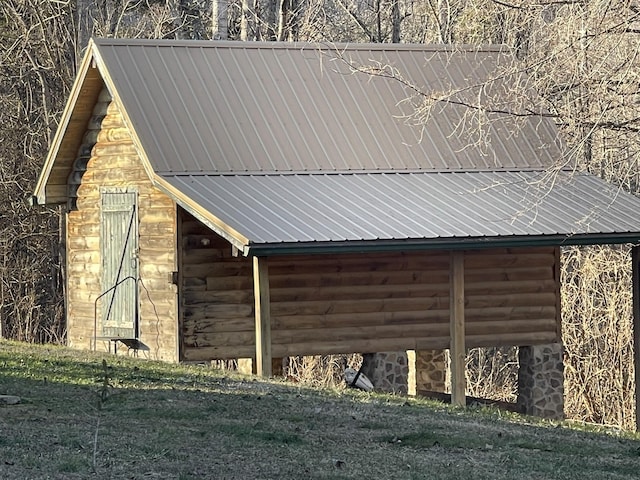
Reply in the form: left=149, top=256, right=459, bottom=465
left=66, top=92, right=178, bottom=361
left=181, top=212, right=561, bottom=362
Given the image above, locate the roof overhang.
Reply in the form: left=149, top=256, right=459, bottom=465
left=243, top=232, right=640, bottom=257
left=152, top=175, right=250, bottom=251
left=161, top=170, right=640, bottom=257
left=32, top=40, right=252, bottom=250
left=33, top=39, right=640, bottom=257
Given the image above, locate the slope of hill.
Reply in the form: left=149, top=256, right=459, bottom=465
left=0, top=340, right=638, bottom=479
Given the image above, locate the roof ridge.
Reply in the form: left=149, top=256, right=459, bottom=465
left=92, top=38, right=508, bottom=53
left=159, top=167, right=561, bottom=177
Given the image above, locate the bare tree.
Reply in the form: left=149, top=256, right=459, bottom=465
left=0, top=0, right=75, bottom=342
left=213, top=0, right=229, bottom=38
left=240, top=0, right=253, bottom=39
left=0, top=0, right=207, bottom=344
left=278, top=0, right=300, bottom=41
left=77, top=0, right=211, bottom=44
left=427, top=0, right=465, bottom=43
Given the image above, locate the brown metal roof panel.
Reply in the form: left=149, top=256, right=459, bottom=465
left=93, top=40, right=565, bottom=175
left=300, top=174, right=424, bottom=238
left=376, top=173, right=515, bottom=237
left=160, top=171, right=640, bottom=247
left=436, top=171, right=557, bottom=234
left=271, top=51, right=352, bottom=171
left=479, top=171, right=625, bottom=233
left=242, top=50, right=311, bottom=171
left=555, top=175, right=640, bottom=230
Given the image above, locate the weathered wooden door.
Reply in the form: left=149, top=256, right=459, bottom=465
left=101, top=190, right=138, bottom=338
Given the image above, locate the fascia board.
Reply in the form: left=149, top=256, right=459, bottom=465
left=244, top=233, right=640, bottom=257
left=152, top=175, right=250, bottom=251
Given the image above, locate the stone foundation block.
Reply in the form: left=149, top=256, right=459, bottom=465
left=517, top=343, right=564, bottom=420
left=408, top=349, right=448, bottom=396
left=361, top=351, right=408, bottom=394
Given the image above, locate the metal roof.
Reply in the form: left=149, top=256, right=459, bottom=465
left=92, top=38, right=563, bottom=174
left=162, top=171, right=640, bottom=253
left=34, top=39, right=640, bottom=253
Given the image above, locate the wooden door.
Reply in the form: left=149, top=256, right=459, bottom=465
left=100, top=190, right=138, bottom=338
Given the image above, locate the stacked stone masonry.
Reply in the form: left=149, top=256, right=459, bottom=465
left=517, top=343, right=564, bottom=420
left=361, top=351, right=409, bottom=394
left=369, top=345, right=564, bottom=423
left=408, top=349, right=448, bottom=396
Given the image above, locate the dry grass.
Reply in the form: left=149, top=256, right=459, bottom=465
left=286, top=347, right=519, bottom=405
left=2, top=340, right=640, bottom=480
left=285, top=354, right=362, bottom=388
left=561, top=245, right=636, bottom=430
left=465, top=347, right=518, bottom=403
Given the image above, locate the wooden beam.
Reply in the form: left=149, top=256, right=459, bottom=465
left=176, top=207, right=184, bottom=362
left=450, top=251, right=466, bottom=407
left=253, top=256, right=272, bottom=377
left=553, top=246, right=562, bottom=342
left=632, top=246, right=640, bottom=431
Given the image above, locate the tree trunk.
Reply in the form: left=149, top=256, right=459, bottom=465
left=277, top=0, right=298, bottom=41
left=376, top=0, right=382, bottom=42
left=265, top=0, right=278, bottom=40
left=76, top=0, right=95, bottom=62
left=212, top=0, right=229, bottom=39
left=391, top=0, right=401, bottom=43
left=438, top=0, right=451, bottom=43
left=241, top=0, right=251, bottom=40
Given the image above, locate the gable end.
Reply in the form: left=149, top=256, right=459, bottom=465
left=34, top=61, right=104, bottom=205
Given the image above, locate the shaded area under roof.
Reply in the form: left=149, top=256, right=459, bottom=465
left=162, top=170, right=640, bottom=253
left=92, top=38, right=564, bottom=175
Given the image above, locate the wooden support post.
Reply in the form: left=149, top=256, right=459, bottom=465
left=632, top=246, right=640, bottom=431
left=253, top=256, right=272, bottom=377
left=450, top=251, right=466, bottom=407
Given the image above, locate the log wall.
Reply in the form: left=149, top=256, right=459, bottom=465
left=181, top=211, right=560, bottom=361
left=180, top=211, right=251, bottom=361
left=67, top=92, right=178, bottom=361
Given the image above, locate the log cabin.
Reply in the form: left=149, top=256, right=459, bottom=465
left=33, top=39, right=640, bottom=420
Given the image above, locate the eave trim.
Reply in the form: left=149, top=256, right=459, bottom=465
left=244, top=233, right=640, bottom=256
left=151, top=175, right=250, bottom=251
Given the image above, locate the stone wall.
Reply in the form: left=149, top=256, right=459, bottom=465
left=517, top=343, right=564, bottom=419
left=361, top=352, right=409, bottom=394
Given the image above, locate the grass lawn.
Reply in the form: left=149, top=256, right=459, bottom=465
left=1, top=340, right=639, bottom=479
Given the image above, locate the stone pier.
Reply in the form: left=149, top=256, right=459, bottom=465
left=361, top=351, right=409, bottom=394
left=517, top=343, right=564, bottom=419
left=408, top=349, right=448, bottom=396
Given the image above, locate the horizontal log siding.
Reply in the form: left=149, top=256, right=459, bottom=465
left=180, top=212, right=253, bottom=360
left=180, top=218, right=560, bottom=361
left=45, top=68, right=104, bottom=204
left=67, top=97, right=178, bottom=361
